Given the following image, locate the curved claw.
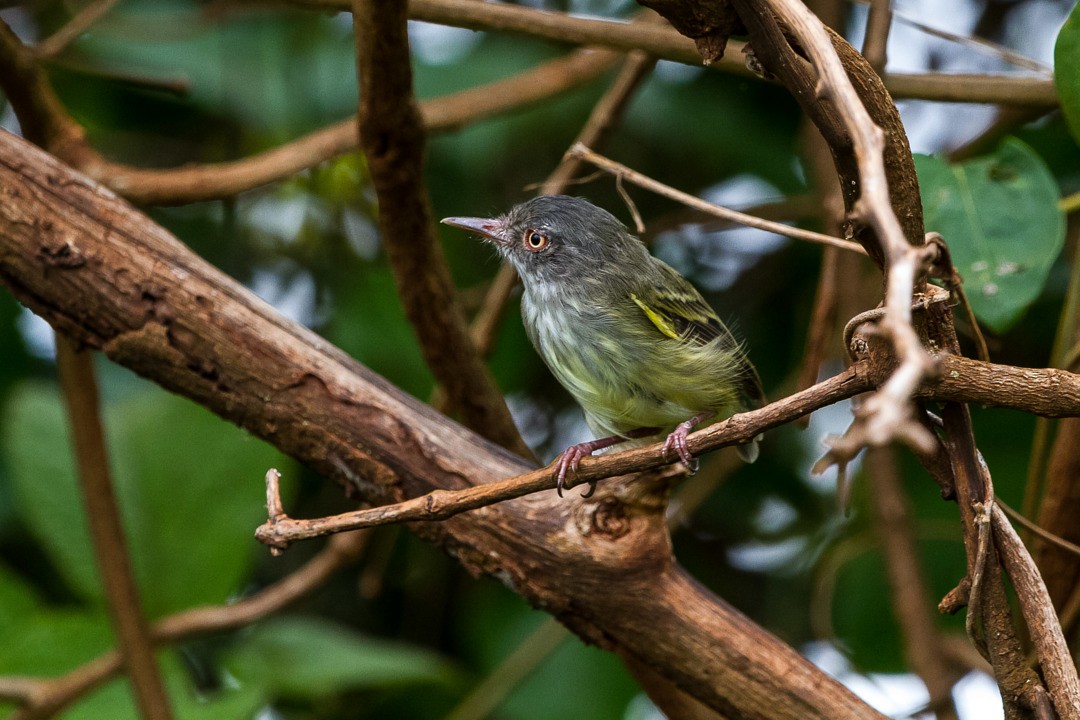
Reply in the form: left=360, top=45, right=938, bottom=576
left=553, top=434, right=635, bottom=498
left=554, top=444, right=591, bottom=498
left=662, top=420, right=697, bottom=468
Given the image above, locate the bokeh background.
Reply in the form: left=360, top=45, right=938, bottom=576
left=1, top=0, right=1079, bottom=718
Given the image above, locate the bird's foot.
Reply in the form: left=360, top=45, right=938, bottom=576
left=554, top=443, right=598, bottom=498
left=553, top=433, right=637, bottom=498
left=661, top=412, right=713, bottom=471
left=661, top=421, right=696, bottom=468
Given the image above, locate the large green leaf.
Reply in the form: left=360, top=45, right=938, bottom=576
left=915, top=138, right=1065, bottom=333
left=2, top=378, right=294, bottom=617
left=223, top=616, right=462, bottom=700
left=1056, top=1, right=1080, bottom=144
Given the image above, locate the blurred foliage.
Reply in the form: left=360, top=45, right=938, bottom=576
left=0, top=0, right=1076, bottom=718
left=1056, top=0, right=1080, bottom=144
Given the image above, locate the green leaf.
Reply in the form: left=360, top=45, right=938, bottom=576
left=223, top=616, right=462, bottom=700
left=1, top=384, right=98, bottom=599
left=2, top=379, right=295, bottom=617
left=325, top=267, right=435, bottom=399
left=0, top=566, right=114, bottom=676
left=915, top=138, right=1065, bottom=332
left=1056, top=1, right=1080, bottom=144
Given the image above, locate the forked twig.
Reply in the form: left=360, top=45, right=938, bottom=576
left=567, top=143, right=866, bottom=254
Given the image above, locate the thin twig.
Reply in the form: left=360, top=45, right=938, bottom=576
left=615, top=173, right=645, bottom=234
left=996, top=498, right=1080, bottom=558
left=55, top=338, right=173, bottom=720
left=965, top=501, right=993, bottom=659
left=849, top=0, right=1053, bottom=74
left=444, top=619, right=567, bottom=720
left=35, top=0, right=121, bottom=59
left=567, top=143, right=867, bottom=254
left=256, top=364, right=872, bottom=550
left=924, top=233, right=990, bottom=362
left=540, top=49, right=657, bottom=196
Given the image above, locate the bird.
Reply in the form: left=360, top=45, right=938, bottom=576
left=443, top=195, right=763, bottom=497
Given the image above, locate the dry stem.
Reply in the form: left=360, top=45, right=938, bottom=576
left=55, top=338, right=173, bottom=720
left=567, top=143, right=866, bottom=254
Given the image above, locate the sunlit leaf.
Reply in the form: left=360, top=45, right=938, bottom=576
left=915, top=139, right=1065, bottom=333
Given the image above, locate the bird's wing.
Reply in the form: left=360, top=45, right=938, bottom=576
left=630, top=262, right=766, bottom=408
left=629, top=263, right=727, bottom=345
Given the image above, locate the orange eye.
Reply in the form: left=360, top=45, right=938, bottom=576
left=524, top=230, right=549, bottom=252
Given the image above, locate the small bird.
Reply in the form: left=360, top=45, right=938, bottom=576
left=443, top=195, right=763, bottom=497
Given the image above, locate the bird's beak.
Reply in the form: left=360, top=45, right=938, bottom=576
left=441, top=216, right=509, bottom=245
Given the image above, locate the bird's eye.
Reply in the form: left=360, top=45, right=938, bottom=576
left=523, top=230, right=549, bottom=252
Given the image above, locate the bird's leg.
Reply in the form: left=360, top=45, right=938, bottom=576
left=554, top=427, right=659, bottom=498
left=661, top=411, right=714, bottom=469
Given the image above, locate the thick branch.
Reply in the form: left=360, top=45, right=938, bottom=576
left=0, top=128, right=884, bottom=719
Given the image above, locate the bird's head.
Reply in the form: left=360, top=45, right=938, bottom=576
left=442, top=195, right=643, bottom=286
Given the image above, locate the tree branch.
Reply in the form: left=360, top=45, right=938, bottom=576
left=351, top=0, right=531, bottom=459
left=866, top=446, right=960, bottom=720
left=259, top=364, right=868, bottom=548
left=298, top=0, right=1059, bottom=107
left=992, top=504, right=1080, bottom=717
left=0, top=16, right=618, bottom=205
left=55, top=338, right=173, bottom=720
left=567, top=143, right=867, bottom=254
left=35, top=0, right=121, bottom=59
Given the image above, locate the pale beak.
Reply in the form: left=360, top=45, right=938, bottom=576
left=441, top=216, right=509, bottom=245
